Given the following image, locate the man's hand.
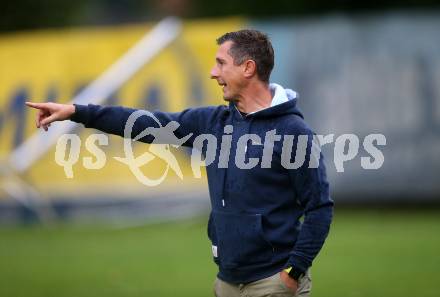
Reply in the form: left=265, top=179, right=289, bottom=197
left=279, top=270, right=298, bottom=293
left=25, top=102, right=75, bottom=131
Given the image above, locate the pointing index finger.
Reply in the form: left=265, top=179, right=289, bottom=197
left=25, top=102, right=45, bottom=109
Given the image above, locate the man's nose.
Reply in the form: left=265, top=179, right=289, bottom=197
left=210, top=66, right=218, bottom=79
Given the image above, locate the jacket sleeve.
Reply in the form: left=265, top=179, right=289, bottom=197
left=70, top=104, right=221, bottom=147
left=286, top=129, right=334, bottom=274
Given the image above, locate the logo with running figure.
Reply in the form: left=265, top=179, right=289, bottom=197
left=52, top=111, right=387, bottom=185
left=113, top=110, right=192, bottom=186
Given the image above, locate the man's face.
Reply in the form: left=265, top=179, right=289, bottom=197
left=210, top=41, right=246, bottom=102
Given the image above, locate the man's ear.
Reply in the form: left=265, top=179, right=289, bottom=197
left=243, top=60, right=257, bottom=78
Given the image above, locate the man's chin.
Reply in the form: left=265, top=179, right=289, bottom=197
left=223, top=95, right=237, bottom=102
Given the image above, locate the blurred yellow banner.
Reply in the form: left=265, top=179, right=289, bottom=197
left=0, top=18, right=243, bottom=199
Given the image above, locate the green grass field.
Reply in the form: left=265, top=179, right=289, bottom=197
left=1, top=209, right=439, bottom=297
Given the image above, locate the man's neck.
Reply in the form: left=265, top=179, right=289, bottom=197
left=234, top=82, right=273, bottom=114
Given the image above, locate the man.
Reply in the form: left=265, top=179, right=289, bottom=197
left=26, top=29, right=333, bottom=297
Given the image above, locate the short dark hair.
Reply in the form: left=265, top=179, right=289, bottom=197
left=216, top=29, right=274, bottom=83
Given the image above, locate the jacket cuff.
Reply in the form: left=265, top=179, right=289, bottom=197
left=286, top=255, right=309, bottom=274
left=70, top=104, right=89, bottom=124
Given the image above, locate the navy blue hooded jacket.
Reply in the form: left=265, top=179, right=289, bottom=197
left=70, top=91, right=333, bottom=284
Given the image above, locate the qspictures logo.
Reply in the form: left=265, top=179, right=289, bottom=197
left=54, top=111, right=386, bottom=186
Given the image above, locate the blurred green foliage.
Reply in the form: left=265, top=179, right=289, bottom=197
left=1, top=0, right=440, bottom=32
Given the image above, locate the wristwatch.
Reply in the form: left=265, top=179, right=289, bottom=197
left=284, top=266, right=305, bottom=281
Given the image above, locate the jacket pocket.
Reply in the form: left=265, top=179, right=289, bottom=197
left=212, top=210, right=274, bottom=269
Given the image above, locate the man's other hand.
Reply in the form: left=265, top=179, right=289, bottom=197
left=279, top=270, right=298, bottom=293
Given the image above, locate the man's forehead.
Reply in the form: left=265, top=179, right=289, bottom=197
left=216, top=41, right=233, bottom=58
left=219, top=40, right=233, bottom=49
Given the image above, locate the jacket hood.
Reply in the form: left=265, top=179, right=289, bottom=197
left=230, top=83, right=304, bottom=120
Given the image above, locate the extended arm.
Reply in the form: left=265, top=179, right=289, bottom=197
left=26, top=102, right=222, bottom=147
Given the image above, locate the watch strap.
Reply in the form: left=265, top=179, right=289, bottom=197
left=283, top=266, right=304, bottom=281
